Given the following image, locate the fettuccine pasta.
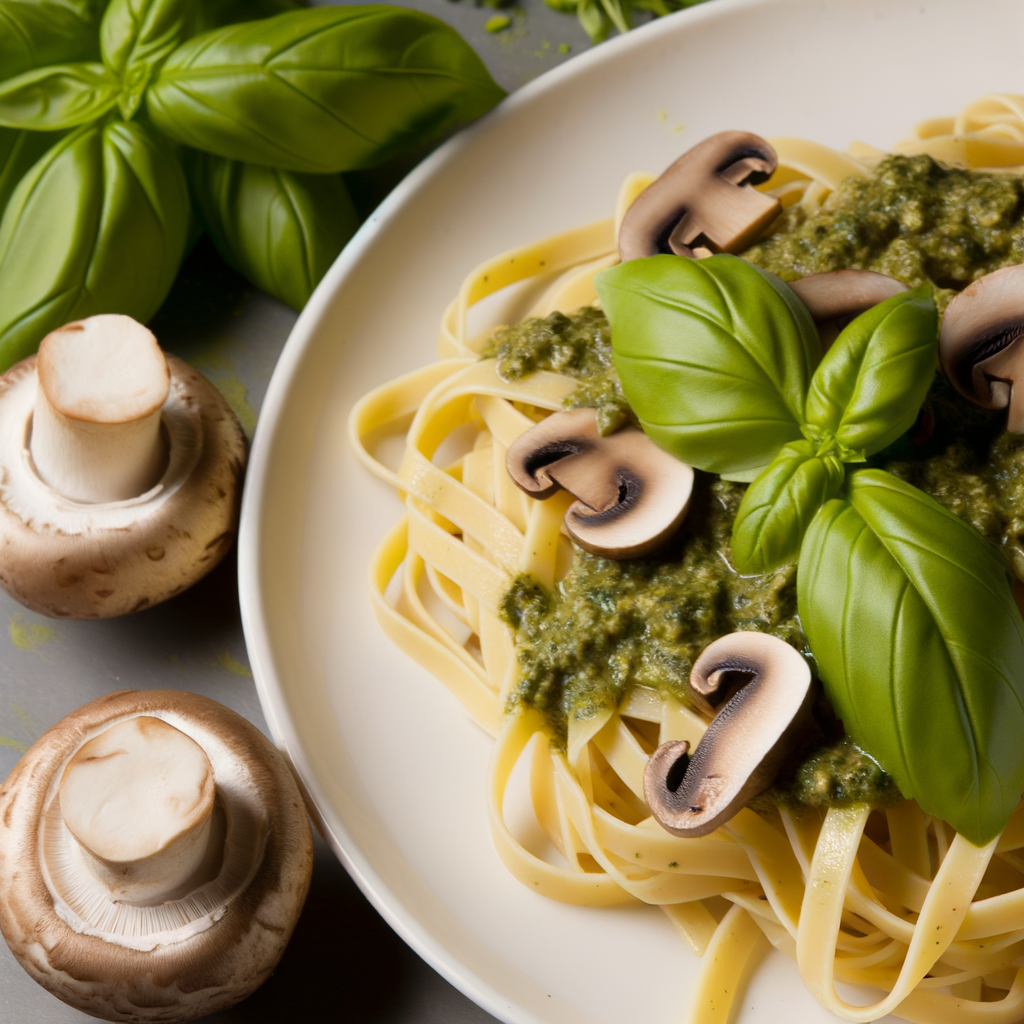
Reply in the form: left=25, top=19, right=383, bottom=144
left=349, top=94, right=1024, bottom=1023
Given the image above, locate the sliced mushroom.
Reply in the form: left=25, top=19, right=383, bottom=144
left=790, top=270, right=908, bottom=349
left=0, top=689, right=313, bottom=1023
left=506, top=407, right=693, bottom=559
left=643, top=632, right=813, bottom=837
left=0, top=314, right=246, bottom=618
left=618, top=131, right=782, bottom=261
left=939, top=264, right=1024, bottom=431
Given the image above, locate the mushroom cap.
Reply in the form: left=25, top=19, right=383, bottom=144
left=618, top=131, right=781, bottom=261
left=939, top=263, right=1024, bottom=410
left=37, top=316, right=170, bottom=424
left=0, top=355, right=246, bottom=618
left=643, top=632, right=813, bottom=838
left=506, top=408, right=694, bottom=559
left=0, top=689, right=313, bottom=1023
left=789, top=270, right=908, bottom=323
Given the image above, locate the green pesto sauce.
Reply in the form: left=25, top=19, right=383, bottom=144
left=482, top=308, right=632, bottom=434
left=489, top=156, right=1024, bottom=811
left=745, top=154, right=1024, bottom=310
left=501, top=476, right=805, bottom=739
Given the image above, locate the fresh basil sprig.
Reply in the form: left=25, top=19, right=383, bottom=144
left=800, top=471, right=1024, bottom=845
left=186, top=151, right=360, bottom=312
left=597, top=254, right=821, bottom=475
left=599, top=252, right=1024, bottom=843
left=0, top=1, right=503, bottom=367
left=101, top=0, right=196, bottom=119
left=731, top=285, right=937, bottom=572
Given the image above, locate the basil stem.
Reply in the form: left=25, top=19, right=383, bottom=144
left=146, top=6, right=506, bottom=173
left=0, top=1, right=100, bottom=84
left=805, top=285, right=938, bottom=458
left=0, top=120, right=189, bottom=367
left=799, top=469, right=1024, bottom=845
left=731, top=440, right=843, bottom=574
left=597, top=254, right=821, bottom=475
left=186, top=150, right=360, bottom=311
left=100, top=0, right=196, bottom=119
left=0, top=63, right=120, bottom=130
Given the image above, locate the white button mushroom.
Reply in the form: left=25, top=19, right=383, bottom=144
left=0, top=315, right=246, bottom=618
left=0, top=689, right=313, bottom=1023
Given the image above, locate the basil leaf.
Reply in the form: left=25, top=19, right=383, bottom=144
left=731, top=440, right=843, bottom=573
left=596, top=254, right=821, bottom=475
left=186, top=150, right=359, bottom=311
left=100, top=0, right=196, bottom=119
left=0, top=119, right=189, bottom=368
left=798, top=469, right=1024, bottom=844
left=805, top=285, right=938, bottom=457
left=0, top=64, right=120, bottom=130
left=147, top=6, right=505, bottom=173
left=0, top=129, right=59, bottom=215
left=0, top=1, right=99, bottom=84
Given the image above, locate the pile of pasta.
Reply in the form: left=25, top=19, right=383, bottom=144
left=349, top=94, right=1024, bottom=1024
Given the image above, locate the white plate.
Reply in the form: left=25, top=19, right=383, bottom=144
left=238, top=2, right=1024, bottom=1021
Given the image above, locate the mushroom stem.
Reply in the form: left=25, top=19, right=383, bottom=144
left=31, top=315, right=170, bottom=503
left=59, top=716, right=220, bottom=904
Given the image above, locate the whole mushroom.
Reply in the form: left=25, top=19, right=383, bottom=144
left=0, top=314, right=246, bottom=617
left=0, top=689, right=313, bottom=1023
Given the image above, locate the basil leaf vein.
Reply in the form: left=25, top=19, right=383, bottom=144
left=0, top=63, right=120, bottom=130
left=0, top=1, right=99, bottom=85
left=731, top=440, right=844, bottom=573
left=0, top=120, right=189, bottom=367
left=147, top=6, right=505, bottom=173
left=597, top=253, right=821, bottom=475
left=805, top=285, right=938, bottom=457
left=798, top=469, right=1024, bottom=845
left=186, top=149, right=359, bottom=310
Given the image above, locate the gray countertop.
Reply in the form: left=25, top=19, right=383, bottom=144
left=0, top=1, right=614, bottom=1020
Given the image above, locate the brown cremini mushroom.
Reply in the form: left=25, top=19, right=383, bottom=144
left=506, top=407, right=693, bottom=559
left=0, top=314, right=246, bottom=618
left=643, top=632, right=813, bottom=837
left=939, top=264, right=1024, bottom=431
left=0, top=689, right=313, bottom=1023
left=618, top=131, right=782, bottom=261
left=790, top=270, right=908, bottom=349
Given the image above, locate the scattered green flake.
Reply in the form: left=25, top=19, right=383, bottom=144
left=9, top=615, right=56, bottom=654
left=0, top=735, right=27, bottom=752
left=217, top=651, right=253, bottom=678
left=189, top=338, right=259, bottom=438
left=558, top=42, right=571, bottom=52
left=486, top=13, right=511, bottom=31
